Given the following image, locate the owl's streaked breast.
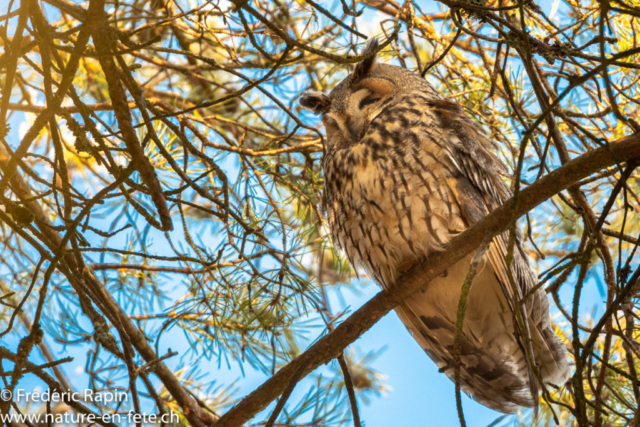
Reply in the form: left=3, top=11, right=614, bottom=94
left=304, top=43, right=569, bottom=413
left=323, top=93, right=467, bottom=288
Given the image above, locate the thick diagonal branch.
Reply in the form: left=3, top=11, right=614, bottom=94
left=214, top=133, right=640, bottom=427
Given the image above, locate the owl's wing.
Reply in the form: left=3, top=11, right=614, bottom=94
left=425, top=98, right=569, bottom=401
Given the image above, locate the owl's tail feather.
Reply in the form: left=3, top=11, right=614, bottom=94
left=392, top=254, right=558, bottom=414
left=530, top=318, right=571, bottom=387
left=395, top=303, right=534, bottom=414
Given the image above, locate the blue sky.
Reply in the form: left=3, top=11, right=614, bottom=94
left=3, top=0, right=609, bottom=424
left=328, top=285, right=506, bottom=427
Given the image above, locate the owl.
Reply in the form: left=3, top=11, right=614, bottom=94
left=299, top=39, right=570, bottom=413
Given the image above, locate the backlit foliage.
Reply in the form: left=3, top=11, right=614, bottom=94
left=0, top=0, right=639, bottom=425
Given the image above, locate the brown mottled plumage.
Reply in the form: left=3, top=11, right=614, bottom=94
left=299, top=39, right=569, bottom=413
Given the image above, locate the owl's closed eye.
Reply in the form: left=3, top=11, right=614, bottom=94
left=300, top=39, right=396, bottom=144
left=297, top=38, right=570, bottom=415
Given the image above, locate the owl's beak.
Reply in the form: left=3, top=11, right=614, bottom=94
left=347, top=116, right=366, bottom=142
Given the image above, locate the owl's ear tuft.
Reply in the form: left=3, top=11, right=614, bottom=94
left=352, top=38, right=379, bottom=83
left=299, top=91, right=330, bottom=114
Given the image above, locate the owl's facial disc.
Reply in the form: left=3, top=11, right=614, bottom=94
left=327, top=77, right=395, bottom=143
left=299, top=39, right=392, bottom=145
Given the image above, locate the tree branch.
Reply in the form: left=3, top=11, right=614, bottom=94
left=214, top=132, right=640, bottom=427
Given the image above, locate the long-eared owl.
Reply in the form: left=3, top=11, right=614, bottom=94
left=299, top=39, right=569, bottom=413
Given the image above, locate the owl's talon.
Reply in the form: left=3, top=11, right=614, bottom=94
left=438, top=363, right=452, bottom=373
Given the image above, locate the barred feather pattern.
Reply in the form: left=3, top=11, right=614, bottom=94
left=302, top=54, right=570, bottom=413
